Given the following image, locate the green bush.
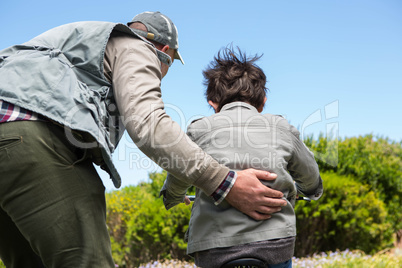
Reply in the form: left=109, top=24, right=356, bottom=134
left=304, top=135, right=402, bottom=195
left=294, top=172, right=392, bottom=256
left=305, top=135, right=402, bottom=247
left=106, top=172, right=192, bottom=268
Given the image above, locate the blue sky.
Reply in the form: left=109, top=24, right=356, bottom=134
left=1, top=0, right=401, bottom=190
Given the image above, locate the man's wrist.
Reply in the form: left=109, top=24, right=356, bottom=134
left=210, top=171, right=237, bottom=205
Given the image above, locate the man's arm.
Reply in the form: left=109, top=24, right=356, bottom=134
left=104, top=34, right=286, bottom=219
left=160, top=172, right=191, bottom=210
left=105, top=34, right=228, bottom=193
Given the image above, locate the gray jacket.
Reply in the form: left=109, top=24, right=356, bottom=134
left=162, top=102, right=323, bottom=254
left=0, top=22, right=142, bottom=187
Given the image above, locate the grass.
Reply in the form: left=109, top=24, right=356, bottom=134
left=1, top=249, right=401, bottom=267
left=138, top=249, right=402, bottom=268
left=291, top=248, right=402, bottom=268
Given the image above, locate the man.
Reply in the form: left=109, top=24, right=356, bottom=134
left=0, top=11, right=286, bottom=267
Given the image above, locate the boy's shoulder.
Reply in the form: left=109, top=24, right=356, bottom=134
left=188, top=116, right=208, bottom=127
left=261, top=113, right=301, bottom=138
left=187, top=111, right=301, bottom=139
left=187, top=116, right=208, bottom=131
left=186, top=116, right=212, bottom=141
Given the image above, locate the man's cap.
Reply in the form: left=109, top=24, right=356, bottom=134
left=128, top=11, right=184, bottom=65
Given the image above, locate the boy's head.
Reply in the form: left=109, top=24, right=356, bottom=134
left=203, top=46, right=267, bottom=113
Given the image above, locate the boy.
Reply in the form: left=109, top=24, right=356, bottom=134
left=160, top=46, right=323, bottom=268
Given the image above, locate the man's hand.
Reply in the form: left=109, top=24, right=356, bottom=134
left=184, top=196, right=191, bottom=205
left=225, top=169, right=287, bottom=220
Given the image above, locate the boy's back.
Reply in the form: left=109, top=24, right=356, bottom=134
left=185, top=101, right=322, bottom=257
left=161, top=46, right=323, bottom=267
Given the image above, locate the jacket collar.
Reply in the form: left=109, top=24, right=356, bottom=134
left=220, top=101, right=258, bottom=113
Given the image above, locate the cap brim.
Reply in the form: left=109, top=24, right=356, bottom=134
left=175, top=50, right=185, bottom=65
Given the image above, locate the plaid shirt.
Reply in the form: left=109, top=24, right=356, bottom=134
left=210, top=171, right=237, bottom=205
left=0, top=100, right=39, bottom=123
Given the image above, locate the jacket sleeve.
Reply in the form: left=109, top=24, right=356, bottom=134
left=104, top=34, right=229, bottom=195
left=159, top=121, right=203, bottom=209
left=287, top=125, right=323, bottom=200
left=160, top=172, right=192, bottom=210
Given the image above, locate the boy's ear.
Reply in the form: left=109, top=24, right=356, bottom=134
left=257, top=97, right=267, bottom=113
left=208, top=100, right=219, bottom=113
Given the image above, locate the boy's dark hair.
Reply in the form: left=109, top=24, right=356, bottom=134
left=203, top=46, right=267, bottom=112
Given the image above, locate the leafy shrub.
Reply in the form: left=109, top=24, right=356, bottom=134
left=294, top=172, right=392, bottom=256
left=106, top=172, right=192, bottom=268
left=305, top=135, right=402, bottom=197
left=107, top=185, right=145, bottom=266
left=304, top=135, right=402, bottom=246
